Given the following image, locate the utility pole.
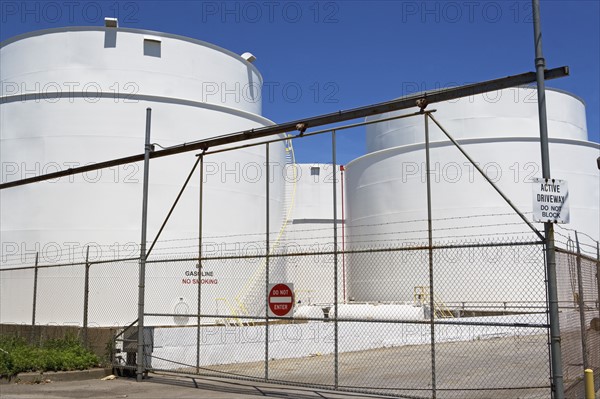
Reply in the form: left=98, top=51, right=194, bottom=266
left=532, top=1, right=564, bottom=397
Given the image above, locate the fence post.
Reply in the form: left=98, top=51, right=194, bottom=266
left=31, top=252, right=39, bottom=344
left=83, top=246, right=90, bottom=348
left=137, top=107, right=152, bottom=382
left=196, top=155, right=204, bottom=373
left=574, top=231, right=589, bottom=372
left=332, top=130, right=339, bottom=389
left=424, top=112, right=437, bottom=399
left=264, top=142, right=270, bottom=382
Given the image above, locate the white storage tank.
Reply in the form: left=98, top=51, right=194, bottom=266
left=345, top=87, right=599, bottom=304
left=283, top=163, right=344, bottom=305
left=0, top=26, right=288, bottom=326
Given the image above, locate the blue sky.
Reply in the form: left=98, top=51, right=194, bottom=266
left=1, top=0, right=598, bottom=164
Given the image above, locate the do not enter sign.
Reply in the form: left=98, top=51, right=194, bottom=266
left=268, top=283, right=294, bottom=317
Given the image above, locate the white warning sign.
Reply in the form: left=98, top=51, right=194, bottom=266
left=532, top=178, right=570, bottom=224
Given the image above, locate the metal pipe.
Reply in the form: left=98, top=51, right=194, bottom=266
left=143, top=312, right=548, bottom=328
left=340, top=165, right=346, bottom=304
left=30, top=252, right=39, bottom=344
left=574, top=231, right=589, bottom=371
left=424, top=113, right=437, bottom=399
left=196, top=155, right=204, bottom=373
left=332, top=131, right=339, bottom=388
left=137, top=108, right=152, bottom=382
left=0, top=68, right=569, bottom=190
left=427, top=113, right=544, bottom=242
left=264, top=142, right=270, bottom=382
left=83, top=246, right=90, bottom=348
left=584, top=369, right=595, bottom=399
left=532, top=1, right=564, bottom=397
left=203, top=110, right=430, bottom=157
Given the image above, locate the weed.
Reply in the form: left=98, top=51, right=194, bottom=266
left=0, top=334, right=99, bottom=377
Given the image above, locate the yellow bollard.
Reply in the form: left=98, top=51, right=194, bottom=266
left=584, top=368, right=594, bottom=399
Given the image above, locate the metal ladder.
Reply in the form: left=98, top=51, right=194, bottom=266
left=413, top=286, right=454, bottom=318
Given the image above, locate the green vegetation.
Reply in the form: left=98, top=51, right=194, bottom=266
left=0, top=334, right=99, bottom=377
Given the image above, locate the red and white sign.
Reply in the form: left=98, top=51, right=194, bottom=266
left=268, top=283, right=294, bottom=317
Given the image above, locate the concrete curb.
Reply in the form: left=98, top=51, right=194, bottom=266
left=2, top=368, right=112, bottom=384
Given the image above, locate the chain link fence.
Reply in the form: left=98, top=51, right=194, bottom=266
left=6, top=237, right=597, bottom=398
left=556, top=245, right=600, bottom=398
left=1, top=116, right=598, bottom=399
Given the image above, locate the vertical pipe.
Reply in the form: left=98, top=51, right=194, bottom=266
left=584, top=369, right=595, bottom=399
left=424, top=113, right=436, bottom=399
left=265, top=143, right=270, bottom=381
left=31, top=252, right=39, bottom=344
left=196, top=155, right=204, bottom=373
left=532, top=1, right=564, bottom=397
left=574, top=232, right=589, bottom=371
left=340, top=165, right=346, bottom=303
left=137, top=108, right=152, bottom=382
left=83, top=246, right=90, bottom=349
left=332, top=131, right=339, bottom=389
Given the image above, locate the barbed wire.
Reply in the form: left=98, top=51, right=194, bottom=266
left=0, top=212, right=531, bottom=263
left=555, top=224, right=599, bottom=246
left=142, top=211, right=531, bottom=244
left=554, top=230, right=598, bottom=252
left=1, top=213, right=597, bottom=267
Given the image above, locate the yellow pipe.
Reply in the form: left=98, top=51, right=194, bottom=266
left=584, top=368, right=594, bottom=399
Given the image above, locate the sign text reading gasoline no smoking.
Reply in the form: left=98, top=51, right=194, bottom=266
left=532, top=178, right=570, bottom=224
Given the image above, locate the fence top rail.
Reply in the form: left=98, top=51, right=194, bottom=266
left=0, top=256, right=141, bottom=272
left=143, top=312, right=549, bottom=328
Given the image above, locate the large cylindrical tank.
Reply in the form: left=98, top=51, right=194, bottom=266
left=345, top=88, right=599, bottom=304
left=0, top=27, right=287, bottom=326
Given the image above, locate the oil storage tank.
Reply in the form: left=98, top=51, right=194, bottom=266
left=0, top=26, right=288, bottom=326
left=344, top=87, right=599, bottom=305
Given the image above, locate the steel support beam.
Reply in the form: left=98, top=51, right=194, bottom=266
left=0, top=67, right=568, bottom=190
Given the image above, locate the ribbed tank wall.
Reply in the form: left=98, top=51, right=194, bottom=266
left=345, top=88, right=598, bottom=304
left=366, top=88, right=587, bottom=153
left=345, top=139, right=599, bottom=303
left=1, top=28, right=263, bottom=116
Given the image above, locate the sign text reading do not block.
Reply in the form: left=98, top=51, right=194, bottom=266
left=532, top=178, right=570, bottom=224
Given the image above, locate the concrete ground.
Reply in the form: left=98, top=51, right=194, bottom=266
left=202, top=334, right=552, bottom=399
left=2, top=374, right=597, bottom=399
left=0, top=374, right=396, bottom=399
left=2, top=333, right=598, bottom=399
